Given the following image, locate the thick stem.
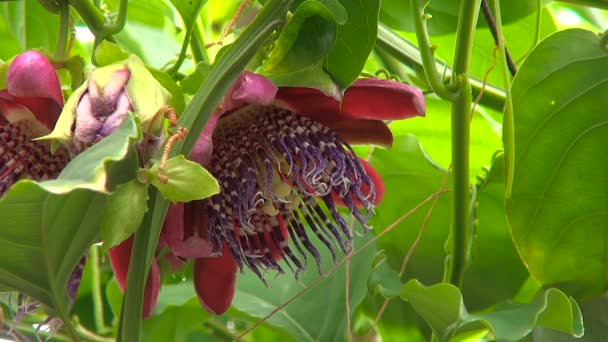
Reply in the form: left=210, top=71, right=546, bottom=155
left=410, top=0, right=456, bottom=101
left=89, top=246, right=109, bottom=334
left=190, top=23, right=209, bottom=64
left=104, top=0, right=128, bottom=35
left=54, top=1, right=70, bottom=61
left=446, top=0, right=481, bottom=287
left=68, top=0, right=105, bottom=36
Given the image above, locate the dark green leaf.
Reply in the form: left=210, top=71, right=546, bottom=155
left=401, top=280, right=584, bottom=342
left=142, top=299, right=210, bottom=342
left=368, top=251, right=403, bottom=299
left=180, top=62, right=212, bottom=95
left=265, top=0, right=338, bottom=73
left=324, top=0, right=380, bottom=89
left=146, top=155, right=220, bottom=203
left=101, top=179, right=149, bottom=250
left=507, top=29, right=608, bottom=298
left=0, top=115, right=141, bottom=318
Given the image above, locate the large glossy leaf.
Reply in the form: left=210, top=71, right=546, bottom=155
left=0, top=115, right=140, bottom=318
left=264, top=0, right=339, bottom=73
left=232, top=233, right=378, bottom=342
left=506, top=29, right=608, bottom=298
left=325, top=0, right=380, bottom=89
left=401, top=280, right=584, bottom=342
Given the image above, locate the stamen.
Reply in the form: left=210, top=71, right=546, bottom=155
left=0, top=121, right=69, bottom=197
left=204, top=105, right=376, bottom=281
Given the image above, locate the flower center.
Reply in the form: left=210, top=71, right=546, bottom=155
left=0, top=121, right=69, bottom=196
left=205, top=104, right=376, bottom=280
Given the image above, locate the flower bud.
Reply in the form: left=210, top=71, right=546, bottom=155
left=45, top=55, right=171, bottom=154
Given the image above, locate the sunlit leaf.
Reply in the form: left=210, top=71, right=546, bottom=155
left=401, top=280, right=584, bottom=342
left=507, top=28, right=608, bottom=298
left=146, top=155, right=220, bottom=203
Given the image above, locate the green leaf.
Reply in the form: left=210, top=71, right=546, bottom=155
left=265, top=0, right=338, bottom=73
left=0, top=0, right=59, bottom=52
left=147, top=155, right=220, bottom=203
left=368, top=250, right=403, bottom=299
left=142, top=298, right=210, bottom=342
left=94, top=41, right=130, bottom=67
left=401, top=280, right=584, bottom=342
left=148, top=67, right=187, bottom=113
left=324, top=0, right=380, bottom=89
left=51, top=113, right=142, bottom=193
left=263, top=62, right=341, bottom=99
left=0, top=114, right=141, bottom=319
left=506, top=29, right=608, bottom=298
left=233, top=233, right=378, bottom=342
left=101, top=179, right=149, bottom=250
left=367, top=133, right=528, bottom=312
left=180, top=62, right=212, bottom=95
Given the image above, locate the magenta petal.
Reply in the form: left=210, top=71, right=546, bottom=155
left=194, top=244, right=237, bottom=315
left=218, top=71, right=277, bottom=114
left=6, top=51, right=63, bottom=129
left=162, top=203, right=213, bottom=258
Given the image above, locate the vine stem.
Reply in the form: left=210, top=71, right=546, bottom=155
left=492, top=0, right=515, bottom=198
left=446, top=0, right=481, bottom=287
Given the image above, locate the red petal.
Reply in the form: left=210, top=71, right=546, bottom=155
left=326, top=119, right=393, bottom=147
left=193, top=244, right=237, bottom=315
left=275, top=77, right=425, bottom=126
left=108, top=236, right=161, bottom=319
left=342, top=78, right=425, bottom=120
left=162, top=202, right=213, bottom=258
left=331, top=157, right=385, bottom=208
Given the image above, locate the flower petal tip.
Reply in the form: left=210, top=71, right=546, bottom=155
left=222, top=71, right=278, bottom=113
left=194, top=245, right=237, bottom=315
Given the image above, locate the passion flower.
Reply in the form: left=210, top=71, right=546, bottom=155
left=164, top=72, right=426, bottom=314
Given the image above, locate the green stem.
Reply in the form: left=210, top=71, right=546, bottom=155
left=492, top=0, right=515, bottom=197
left=191, top=23, right=209, bottom=64
left=117, top=1, right=291, bottom=341
left=410, top=0, right=456, bottom=102
left=104, top=0, right=128, bottom=35
left=68, top=0, right=106, bottom=36
left=376, top=23, right=506, bottom=112
left=168, top=0, right=206, bottom=75
left=446, top=0, right=481, bottom=287
left=54, top=1, right=70, bottom=61
left=89, top=246, right=109, bottom=334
